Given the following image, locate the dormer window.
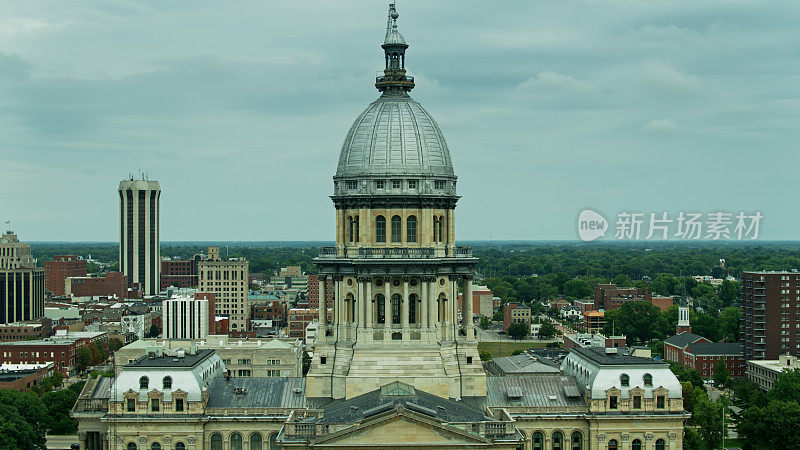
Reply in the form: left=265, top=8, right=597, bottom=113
left=139, top=376, right=149, bottom=390
left=643, top=373, right=653, bottom=387
left=163, top=376, right=172, bottom=390
left=620, top=374, right=629, bottom=387
left=609, top=395, right=618, bottom=409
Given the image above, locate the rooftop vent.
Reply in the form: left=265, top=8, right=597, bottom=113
left=605, top=348, right=618, bottom=355
left=292, top=388, right=302, bottom=394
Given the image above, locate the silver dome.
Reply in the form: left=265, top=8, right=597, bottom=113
left=335, top=93, right=454, bottom=179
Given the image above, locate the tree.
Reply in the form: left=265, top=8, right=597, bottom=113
left=718, top=307, right=741, bottom=342
left=650, top=273, right=679, bottom=296
left=507, top=322, right=528, bottom=340
left=75, top=347, right=90, bottom=373
left=302, top=351, right=312, bottom=376
left=108, top=337, right=124, bottom=352
left=713, top=358, right=730, bottom=388
left=479, top=350, right=492, bottom=361
left=41, top=388, right=79, bottom=435
left=682, top=427, right=703, bottom=450
left=738, top=401, right=800, bottom=449
left=0, top=389, right=48, bottom=449
left=718, top=280, right=741, bottom=307
left=602, top=301, right=662, bottom=345
left=563, top=279, right=591, bottom=299
left=538, top=319, right=556, bottom=339
left=611, top=274, right=633, bottom=287
left=479, top=315, right=491, bottom=330
left=768, top=368, right=800, bottom=404
left=692, top=391, right=724, bottom=450
left=146, top=324, right=160, bottom=338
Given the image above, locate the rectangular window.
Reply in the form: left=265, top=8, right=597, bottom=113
left=434, top=180, right=445, bottom=190
left=633, top=396, right=641, bottom=409
left=346, top=180, right=358, bottom=190
left=126, top=398, right=135, bottom=412
left=657, top=395, right=665, bottom=409
left=320, top=356, right=327, bottom=365
left=175, top=398, right=184, bottom=412
left=609, top=396, right=618, bottom=410
left=392, top=180, right=401, bottom=189
left=376, top=180, right=385, bottom=189
left=408, top=180, right=417, bottom=189
left=151, top=398, right=159, bottom=412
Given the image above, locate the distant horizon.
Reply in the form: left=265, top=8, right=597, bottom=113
left=27, top=239, right=800, bottom=245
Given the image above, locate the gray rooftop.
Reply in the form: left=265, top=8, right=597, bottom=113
left=488, top=354, right=561, bottom=375
left=572, top=347, right=665, bottom=366
left=206, top=377, right=307, bottom=410
left=125, top=349, right=215, bottom=368
left=687, top=342, right=742, bottom=356
left=664, top=332, right=706, bottom=348
left=485, top=375, right=586, bottom=409
left=306, top=381, right=490, bottom=424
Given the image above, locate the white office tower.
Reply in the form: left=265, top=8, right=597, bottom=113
left=163, top=296, right=210, bottom=340
left=118, top=178, right=161, bottom=296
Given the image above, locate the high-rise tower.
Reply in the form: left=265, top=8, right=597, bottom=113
left=118, top=177, right=161, bottom=296
left=306, top=2, right=485, bottom=400
left=0, top=231, right=45, bottom=323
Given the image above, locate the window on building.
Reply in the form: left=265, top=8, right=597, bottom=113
left=230, top=433, right=243, bottom=450
left=633, top=395, right=641, bottom=409
left=150, top=398, right=159, bottom=412
left=532, top=432, right=544, bottom=450
left=391, top=215, right=402, bottom=243
left=376, top=216, right=386, bottom=243
left=466, top=356, right=473, bottom=364
left=655, top=439, right=665, bottom=450
left=571, top=431, right=583, bottom=450
left=552, top=431, right=563, bottom=450
left=608, top=440, right=618, bottom=450
left=126, top=398, right=135, bottom=412
left=151, top=444, right=161, bottom=450
left=127, top=444, right=137, bottom=450
left=174, top=444, right=185, bottom=450
left=392, top=180, right=401, bottom=189
left=376, top=180, right=385, bottom=189
left=346, top=180, right=357, bottom=190
left=175, top=398, right=184, bottom=412
left=406, top=216, right=417, bottom=243
left=391, top=294, right=401, bottom=324
left=162, top=376, right=172, bottom=390
left=139, top=376, right=149, bottom=390
left=620, top=374, right=629, bottom=387
left=320, top=356, right=327, bottom=365
left=657, top=395, right=665, bottom=409
left=643, top=373, right=653, bottom=387
left=631, top=440, right=642, bottom=450
left=438, top=215, right=444, bottom=242
left=377, top=293, right=386, bottom=323
left=435, top=180, right=445, bottom=190
left=250, top=433, right=262, bottom=450
left=609, top=395, right=618, bottom=409
left=210, top=434, right=223, bottom=450
left=408, top=180, right=417, bottom=189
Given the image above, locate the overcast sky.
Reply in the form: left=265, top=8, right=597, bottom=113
left=2, top=0, right=798, bottom=242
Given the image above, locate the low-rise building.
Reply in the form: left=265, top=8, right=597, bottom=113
left=66, top=272, right=128, bottom=299
left=664, top=332, right=744, bottom=378
left=0, top=321, right=45, bottom=342
left=484, top=353, right=561, bottom=376
left=0, top=362, right=55, bottom=391
left=563, top=333, right=627, bottom=350
left=289, top=308, right=331, bottom=343
left=747, top=354, right=800, bottom=390
left=44, top=255, right=87, bottom=296
left=502, top=303, right=531, bottom=332
left=583, top=310, right=605, bottom=333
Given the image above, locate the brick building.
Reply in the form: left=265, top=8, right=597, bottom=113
left=252, top=301, right=286, bottom=326
left=741, top=271, right=800, bottom=360
left=0, top=338, right=80, bottom=376
left=594, top=283, right=673, bottom=312
left=66, top=272, right=128, bottom=299
left=0, top=322, right=45, bottom=342
left=664, top=332, right=745, bottom=378
left=160, top=257, right=199, bottom=290
left=502, top=302, right=531, bottom=332
left=0, top=363, right=55, bottom=391
left=288, top=308, right=331, bottom=343
left=44, top=255, right=87, bottom=296
left=307, top=274, right=334, bottom=309
left=583, top=310, right=605, bottom=334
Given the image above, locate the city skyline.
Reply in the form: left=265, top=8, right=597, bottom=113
left=2, top=0, right=799, bottom=241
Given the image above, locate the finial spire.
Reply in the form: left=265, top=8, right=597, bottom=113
left=376, top=1, right=414, bottom=93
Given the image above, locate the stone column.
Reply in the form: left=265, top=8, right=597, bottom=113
left=401, top=279, right=409, bottom=335
left=429, top=279, right=437, bottom=330
left=365, top=280, right=373, bottom=329
left=318, top=276, right=327, bottom=327
left=384, top=280, right=391, bottom=335
left=77, top=432, right=87, bottom=450
left=358, top=279, right=365, bottom=325
left=463, top=277, right=474, bottom=339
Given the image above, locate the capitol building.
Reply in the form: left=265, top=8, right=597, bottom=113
left=72, top=3, right=687, bottom=450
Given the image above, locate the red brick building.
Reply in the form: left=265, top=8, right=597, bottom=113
left=742, top=271, right=800, bottom=360
left=502, top=302, right=531, bottom=332
left=44, top=255, right=87, bottom=296
left=583, top=310, right=605, bottom=333
left=664, top=331, right=744, bottom=378
left=307, top=275, right=334, bottom=309
left=288, top=308, right=331, bottom=343
left=66, top=272, right=127, bottom=299
left=0, top=363, right=55, bottom=392
left=252, top=301, right=286, bottom=326
left=160, top=258, right=199, bottom=290
left=0, top=322, right=44, bottom=342
left=0, top=339, right=80, bottom=376
left=593, top=283, right=673, bottom=312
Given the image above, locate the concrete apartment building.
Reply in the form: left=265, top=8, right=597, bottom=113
left=0, top=231, right=45, bottom=325
left=113, top=335, right=303, bottom=378
left=198, top=247, right=249, bottom=331
left=118, top=177, right=161, bottom=296
left=741, top=271, right=800, bottom=360
left=44, top=255, right=87, bottom=296
left=162, top=295, right=213, bottom=340
left=747, top=354, right=800, bottom=390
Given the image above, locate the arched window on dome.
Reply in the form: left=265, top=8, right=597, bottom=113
left=376, top=294, right=386, bottom=324
left=348, top=216, right=354, bottom=243
left=438, top=216, right=445, bottom=242
left=354, top=216, right=360, bottom=242
left=409, top=294, right=418, bottom=324
left=391, top=294, right=401, bottom=324
left=391, top=216, right=402, bottom=243
left=406, top=216, right=417, bottom=243
left=376, top=216, right=386, bottom=243
left=552, top=431, right=563, bottom=450
left=433, top=216, right=439, bottom=242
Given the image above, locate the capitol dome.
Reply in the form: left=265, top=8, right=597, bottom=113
left=333, top=1, right=456, bottom=197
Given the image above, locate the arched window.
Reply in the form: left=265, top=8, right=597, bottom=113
left=150, top=444, right=161, bottom=450
left=631, top=439, right=642, bottom=450
left=552, top=431, right=563, bottom=450
left=268, top=433, right=280, bottom=450
left=531, top=431, right=544, bottom=450
left=127, top=444, right=137, bottom=450
left=250, top=433, right=263, bottom=450
left=376, top=294, right=386, bottom=324
left=348, top=216, right=354, bottom=243
left=230, top=433, right=243, bottom=450
left=406, top=216, right=417, bottom=243
left=354, top=216, right=359, bottom=242
left=620, top=374, right=630, bottom=387
left=174, top=443, right=185, bottom=450
left=162, top=376, right=172, bottom=389
left=210, top=433, right=223, bottom=450
left=375, top=216, right=386, bottom=243
left=571, top=431, right=583, bottom=450
left=655, top=439, right=665, bottom=450
left=391, top=215, right=402, bottom=243
left=409, top=294, right=417, bottom=324
left=438, top=215, right=445, bottom=242
left=433, top=216, right=439, bottom=242
left=608, top=440, right=618, bottom=450
left=644, top=373, right=653, bottom=387
left=139, top=376, right=149, bottom=390
left=391, top=294, right=401, bottom=324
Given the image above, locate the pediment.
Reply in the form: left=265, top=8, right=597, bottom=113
left=314, top=410, right=490, bottom=447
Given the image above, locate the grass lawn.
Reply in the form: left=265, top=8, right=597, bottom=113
left=477, top=341, right=558, bottom=358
